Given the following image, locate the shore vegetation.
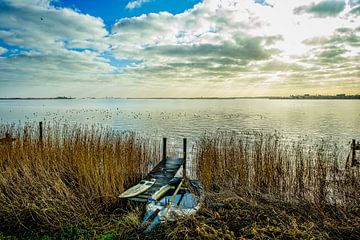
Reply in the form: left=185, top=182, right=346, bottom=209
left=0, top=123, right=359, bottom=239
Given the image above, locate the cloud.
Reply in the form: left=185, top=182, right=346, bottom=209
left=143, top=35, right=276, bottom=61
left=126, top=0, right=151, bottom=9
left=0, top=49, right=116, bottom=83
left=310, top=0, right=346, bottom=16
left=0, top=47, right=7, bottom=55
left=294, top=0, right=346, bottom=17
left=0, top=0, right=124, bottom=97
left=349, top=0, right=360, bottom=6
left=350, top=5, right=360, bottom=14
left=1, top=0, right=360, bottom=97
left=0, top=0, right=108, bottom=52
left=109, top=0, right=360, bottom=94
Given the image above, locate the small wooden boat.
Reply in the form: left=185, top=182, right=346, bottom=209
left=151, top=184, right=174, bottom=201
left=142, top=178, right=203, bottom=233
left=119, top=178, right=156, bottom=198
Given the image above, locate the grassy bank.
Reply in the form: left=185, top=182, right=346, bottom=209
left=1, top=193, right=359, bottom=239
left=145, top=192, right=359, bottom=240
left=0, top=124, right=359, bottom=239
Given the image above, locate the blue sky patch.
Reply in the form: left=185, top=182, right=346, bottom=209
left=0, top=40, right=32, bottom=57
left=51, top=0, right=202, bottom=31
left=255, top=0, right=273, bottom=8
left=100, top=51, right=143, bottom=68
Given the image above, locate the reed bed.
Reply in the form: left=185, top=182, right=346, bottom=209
left=0, top=122, right=160, bottom=232
left=0, top=124, right=359, bottom=238
left=195, top=131, right=360, bottom=207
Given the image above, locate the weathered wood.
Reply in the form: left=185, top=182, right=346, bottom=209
left=352, top=139, right=359, bottom=167
left=162, top=178, right=184, bottom=216
left=127, top=138, right=190, bottom=202
left=39, top=121, right=43, bottom=144
left=162, top=137, right=167, bottom=161
left=128, top=156, right=184, bottom=202
left=183, top=138, right=187, bottom=179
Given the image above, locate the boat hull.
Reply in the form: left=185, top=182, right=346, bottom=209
left=142, top=179, right=203, bottom=233
left=119, top=179, right=156, bottom=198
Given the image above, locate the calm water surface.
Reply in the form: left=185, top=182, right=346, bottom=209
left=0, top=99, right=359, bottom=144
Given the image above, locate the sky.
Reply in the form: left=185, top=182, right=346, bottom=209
left=0, top=0, right=359, bottom=98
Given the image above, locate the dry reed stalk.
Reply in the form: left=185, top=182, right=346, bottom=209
left=0, top=122, right=160, bottom=231
left=195, top=132, right=360, bottom=208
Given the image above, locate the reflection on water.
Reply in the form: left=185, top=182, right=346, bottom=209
left=0, top=99, right=359, bottom=144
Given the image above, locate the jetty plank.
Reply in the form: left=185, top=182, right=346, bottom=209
left=128, top=156, right=184, bottom=202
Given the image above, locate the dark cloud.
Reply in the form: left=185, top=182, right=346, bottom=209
left=319, top=47, right=347, bottom=59
left=329, top=34, right=360, bottom=47
left=294, top=0, right=346, bottom=17
left=303, top=27, right=360, bottom=49
left=336, top=27, right=352, bottom=33
left=143, top=36, right=278, bottom=64
left=309, top=0, right=346, bottom=17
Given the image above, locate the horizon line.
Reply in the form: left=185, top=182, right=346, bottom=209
left=1, top=94, right=360, bottom=100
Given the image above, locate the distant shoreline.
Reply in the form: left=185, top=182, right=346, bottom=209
left=0, top=97, right=74, bottom=100
left=0, top=95, right=359, bottom=100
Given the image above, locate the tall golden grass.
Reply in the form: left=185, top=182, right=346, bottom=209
left=1, top=123, right=359, bottom=236
left=195, top=131, right=360, bottom=207
left=0, top=122, right=160, bottom=231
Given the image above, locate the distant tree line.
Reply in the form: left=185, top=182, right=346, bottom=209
left=270, top=94, right=360, bottom=99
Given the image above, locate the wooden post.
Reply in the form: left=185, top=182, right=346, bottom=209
left=39, top=121, right=43, bottom=144
left=183, top=138, right=187, bottom=179
left=162, top=137, right=167, bottom=161
left=352, top=139, right=356, bottom=166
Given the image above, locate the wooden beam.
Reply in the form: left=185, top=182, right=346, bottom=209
left=39, top=121, right=43, bottom=144
left=183, top=138, right=187, bottom=179
left=162, top=137, right=167, bottom=161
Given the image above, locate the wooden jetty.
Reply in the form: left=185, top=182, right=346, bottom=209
left=127, top=138, right=187, bottom=202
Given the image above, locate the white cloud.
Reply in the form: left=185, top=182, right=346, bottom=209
left=126, top=0, right=151, bottom=9
left=107, top=0, right=360, bottom=96
left=0, top=47, right=7, bottom=55
left=0, top=0, right=359, bottom=97
left=0, top=0, right=109, bottom=52
left=2, top=0, right=51, bottom=7
left=0, top=0, right=118, bottom=97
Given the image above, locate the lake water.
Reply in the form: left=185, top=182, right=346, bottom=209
left=0, top=99, right=359, bottom=145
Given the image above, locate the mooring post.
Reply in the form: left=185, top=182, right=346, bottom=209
left=162, top=137, right=167, bottom=161
left=352, top=139, right=356, bottom=166
left=39, top=121, right=43, bottom=144
left=183, top=138, right=187, bottom=179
